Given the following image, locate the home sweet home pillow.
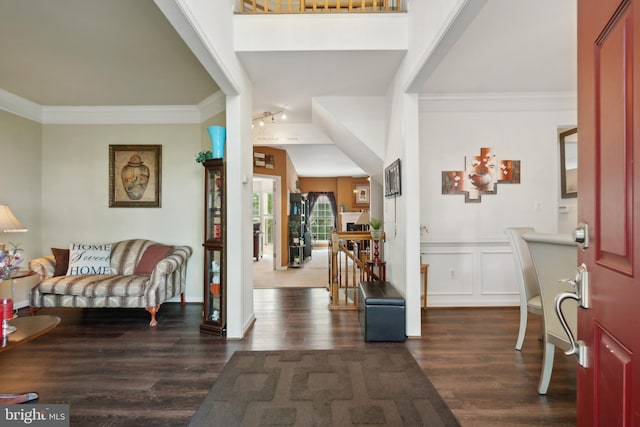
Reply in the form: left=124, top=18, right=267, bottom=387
left=66, top=243, right=112, bottom=276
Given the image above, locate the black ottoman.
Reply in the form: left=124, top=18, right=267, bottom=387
left=358, top=280, right=406, bottom=342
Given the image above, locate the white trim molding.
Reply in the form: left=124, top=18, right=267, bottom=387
left=0, top=88, right=43, bottom=122
left=198, top=90, right=226, bottom=121
left=41, top=105, right=203, bottom=124
left=0, top=88, right=224, bottom=124
left=419, top=91, right=577, bottom=112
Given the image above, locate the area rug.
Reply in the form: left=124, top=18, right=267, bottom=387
left=189, top=348, right=461, bottom=426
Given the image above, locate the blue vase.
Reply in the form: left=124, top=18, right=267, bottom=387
left=207, top=126, right=226, bottom=159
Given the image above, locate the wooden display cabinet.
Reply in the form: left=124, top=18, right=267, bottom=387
left=200, top=159, right=226, bottom=336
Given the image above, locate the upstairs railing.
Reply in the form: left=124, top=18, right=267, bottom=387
left=328, top=230, right=384, bottom=310
left=239, top=0, right=404, bottom=13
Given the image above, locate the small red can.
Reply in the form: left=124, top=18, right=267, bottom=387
left=0, top=298, right=13, bottom=323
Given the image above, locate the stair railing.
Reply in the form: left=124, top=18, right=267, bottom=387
left=328, top=230, right=382, bottom=310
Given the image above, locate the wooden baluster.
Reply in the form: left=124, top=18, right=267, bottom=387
left=240, top=0, right=401, bottom=13
left=338, top=249, right=342, bottom=288
left=331, top=233, right=338, bottom=304
left=343, top=251, right=348, bottom=305
left=340, top=250, right=345, bottom=304
left=344, top=247, right=349, bottom=293
left=351, top=245, right=356, bottom=295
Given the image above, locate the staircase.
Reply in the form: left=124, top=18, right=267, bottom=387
left=328, top=231, right=384, bottom=310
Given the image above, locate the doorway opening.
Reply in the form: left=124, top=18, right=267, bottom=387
left=252, top=179, right=329, bottom=289
left=252, top=175, right=278, bottom=270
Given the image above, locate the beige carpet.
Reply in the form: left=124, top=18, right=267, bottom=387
left=253, top=249, right=330, bottom=288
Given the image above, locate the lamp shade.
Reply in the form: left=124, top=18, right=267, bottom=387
left=0, top=205, right=27, bottom=232
left=355, top=211, right=370, bottom=225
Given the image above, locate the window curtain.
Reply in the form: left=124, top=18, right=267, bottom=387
left=307, top=191, right=338, bottom=228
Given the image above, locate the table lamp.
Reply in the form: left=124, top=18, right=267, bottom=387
left=355, top=211, right=370, bottom=229
left=0, top=205, right=26, bottom=335
left=0, top=205, right=27, bottom=251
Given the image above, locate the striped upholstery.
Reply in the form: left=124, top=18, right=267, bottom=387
left=28, top=239, right=193, bottom=324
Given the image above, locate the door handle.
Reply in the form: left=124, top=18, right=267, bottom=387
left=556, top=263, right=589, bottom=367
left=558, top=263, right=590, bottom=308
left=573, top=223, right=589, bottom=249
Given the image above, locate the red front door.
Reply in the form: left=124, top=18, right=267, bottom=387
left=577, top=0, right=640, bottom=425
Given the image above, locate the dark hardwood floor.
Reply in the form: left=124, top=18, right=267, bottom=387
left=1, top=288, right=575, bottom=426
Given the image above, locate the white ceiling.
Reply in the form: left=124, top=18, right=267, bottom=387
left=238, top=50, right=406, bottom=124
left=0, top=0, right=576, bottom=176
left=419, top=0, right=577, bottom=94
left=0, top=0, right=219, bottom=106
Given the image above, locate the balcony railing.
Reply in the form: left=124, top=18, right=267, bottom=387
left=239, top=0, right=403, bottom=14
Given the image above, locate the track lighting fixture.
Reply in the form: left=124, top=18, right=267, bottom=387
left=252, top=110, right=287, bottom=127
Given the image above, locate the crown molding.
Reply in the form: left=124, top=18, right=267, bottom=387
left=41, top=105, right=203, bottom=124
left=198, top=90, right=226, bottom=121
left=419, top=91, right=577, bottom=112
left=0, top=88, right=43, bottom=122
left=0, top=88, right=225, bottom=124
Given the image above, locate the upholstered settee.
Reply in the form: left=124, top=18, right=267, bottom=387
left=28, top=239, right=193, bottom=326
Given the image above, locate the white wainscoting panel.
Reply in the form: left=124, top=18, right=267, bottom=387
left=421, top=239, right=520, bottom=307
left=481, top=251, right=519, bottom=295
left=423, top=252, right=474, bottom=296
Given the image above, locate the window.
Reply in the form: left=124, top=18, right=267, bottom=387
left=309, top=195, right=334, bottom=241
left=253, top=191, right=274, bottom=247
left=252, top=193, right=260, bottom=219
left=263, top=192, right=273, bottom=245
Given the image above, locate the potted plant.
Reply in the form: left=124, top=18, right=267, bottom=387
left=368, top=217, right=383, bottom=240
left=195, top=150, right=213, bottom=164
left=289, top=219, right=301, bottom=243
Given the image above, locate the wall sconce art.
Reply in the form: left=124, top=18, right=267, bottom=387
left=442, top=147, right=520, bottom=203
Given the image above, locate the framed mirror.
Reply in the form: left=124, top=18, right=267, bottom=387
left=559, top=128, right=578, bottom=198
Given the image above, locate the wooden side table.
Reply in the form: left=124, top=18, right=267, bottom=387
left=420, top=264, right=429, bottom=310
left=0, top=270, right=38, bottom=309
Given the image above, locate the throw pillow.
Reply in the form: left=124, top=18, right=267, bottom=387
left=51, top=248, right=70, bottom=277
left=66, top=243, right=112, bottom=276
left=134, top=244, right=173, bottom=274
